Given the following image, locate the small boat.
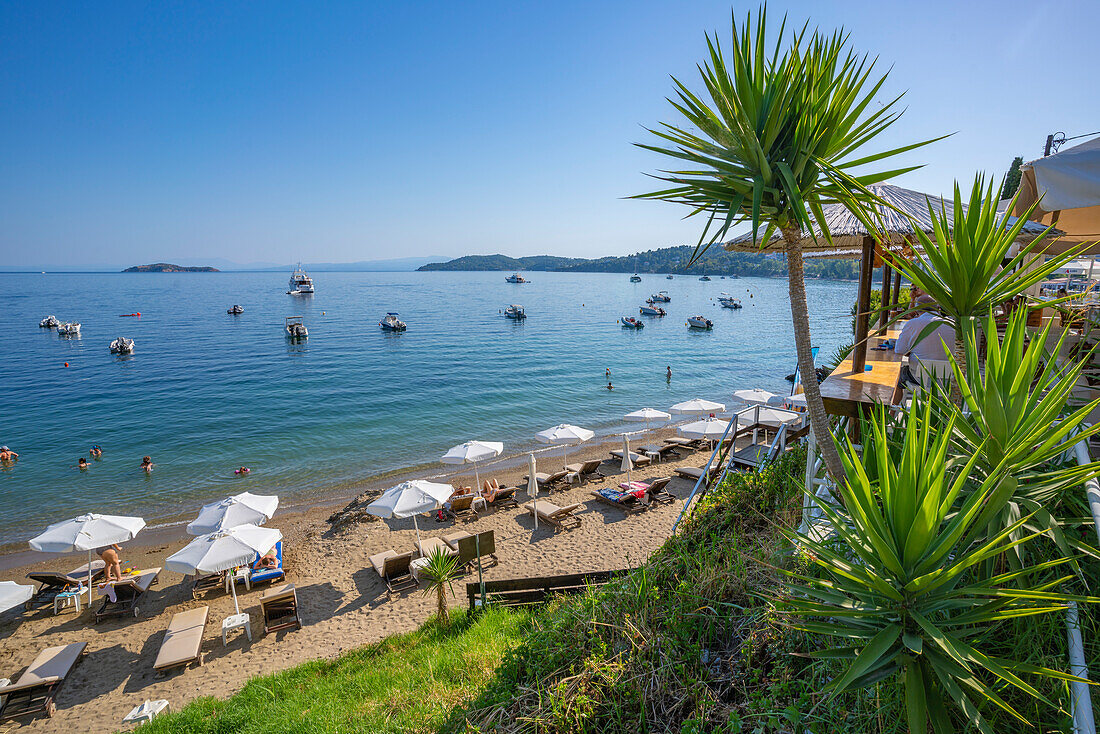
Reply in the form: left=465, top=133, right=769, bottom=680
left=287, top=263, right=314, bottom=295
left=630, top=274, right=642, bottom=282
left=109, top=337, right=135, bottom=354
left=718, top=293, right=743, bottom=309
left=285, top=317, right=308, bottom=339
left=380, top=312, right=407, bottom=331
left=687, top=316, right=714, bottom=330
left=39, top=315, right=60, bottom=328
left=621, top=317, right=645, bottom=329
left=649, top=291, right=671, bottom=303
left=666, top=274, right=674, bottom=280
left=227, top=305, right=244, bottom=315
left=699, top=274, right=711, bottom=281
left=504, top=304, right=527, bottom=320
left=640, top=305, right=666, bottom=317
left=720, top=276, right=726, bottom=280
left=57, top=322, right=81, bottom=336
left=505, top=273, right=528, bottom=283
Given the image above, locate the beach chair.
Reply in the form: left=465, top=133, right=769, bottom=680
left=94, top=567, right=161, bottom=624
left=639, top=476, right=675, bottom=505
left=24, top=561, right=105, bottom=610
left=153, top=606, right=208, bottom=676
left=0, top=642, right=86, bottom=721
left=416, top=536, right=458, bottom=558
left=482, top=484, right=519, bottom=509
left=453, top=531, right=499, bottom=571
left=260, top=583, right=302, bottom=634
left=247, top=541, right=286, bottom=586
left=564, top=459, right=605, bottom=484
left=638, top=443, right=682, bottom=463
left=523, top=470, right=570, bottom=490
left=191, top=572, right=225, bottom=600
left=608, top=449, right=652, bottom=467
left=369, top=550, right=418, bottom=593
left=446, top=494, right=479, bottom=522
left=663, top=436, right=704, bottom=451
left=673, top=464, right=721, bottom=483
left=590, top=487, right=648, bottom=514
left=523, top=501, right=583, bottom=530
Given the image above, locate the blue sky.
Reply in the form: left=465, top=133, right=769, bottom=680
left=1, top=0, right=1096, bottom=267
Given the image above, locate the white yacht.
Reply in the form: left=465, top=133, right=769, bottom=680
left=109, top=337, right=135, bottom=354
left=649, top=291, right=671, bottom=303
left=380, top=312, right=407, bottom=331
left=57, top=322, right=81, bottom=336
left=287, top=264, right=314, bottom=295
left=504, top=304, right=527, bottom=320
left=505, top=273, right=528, bottom=283
left=285, top=317, right=308, bottom=339
left=630, top=274, right=642, bottom=282
left=718, top=293, right=743, bottom=309
left=639, top=304, right=666, bottom=317
left=687, top=315, right=714, bottom=330
left=39, top=315, right=60, bottom=328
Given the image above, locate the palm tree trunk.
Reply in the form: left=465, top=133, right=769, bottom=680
left=437, top=586, right=447, bottom=625
left=784, top=229, right=845, bottom=481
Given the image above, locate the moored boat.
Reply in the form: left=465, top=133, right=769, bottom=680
left=698, top=274, right=711, bottom=281
left=687, top=315, right=713, bottom=330
left=504, top=304, right=526, bottom=320
left=505, top=273, right=528, bottom=283
left=39, top=315, right=60, bottom=328
left=227, top=305, right=244, bottom=314
left=621, top=316, right=645, bottom=329
left=285, top=316, right=308, bottom=339
left=718, top=293, right=742, bottom=309
left=640, top=304, right=666, bottom=316
left=630, top=274, right=642, bottom=282
left=287, top=264, right=314, bottom=295
left=649, top=290, right=671, bottom=303
left=57, top=322, right=81, bottom=336
left=109, top=337, right=135, bottom=354
left=380, top=312, right=407, bottom=331
left=666, top=274, right=674, bottom=279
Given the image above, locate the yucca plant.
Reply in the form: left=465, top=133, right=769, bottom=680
left=781, top=398, right=1094, bottom=732
left=634, top=7, right=939, bottom=480
left=420, top=547, right=459, bottom=626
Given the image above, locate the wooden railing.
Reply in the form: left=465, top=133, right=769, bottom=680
left=467, top=568, right=632, bottom=610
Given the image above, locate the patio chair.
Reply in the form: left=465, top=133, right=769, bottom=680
left=564, top=459, right=605, bottom=484
left=453, top=531, right=499, bottom=570
left=94, top=567, right=161, bottom=624
left=0, top=642, right=86, bottom=721
left=153, top=606, right=208, bottom=676
left=608, top=449, right=652, bottom=467
left=446, top=494, right=479, bottom=522
left=24, top=561, right=105, bottom=610
left=369, top=550, right=418, bottom=593
left=523, top=500, right=583, bottom=530
left=260, top=583, right=302, bottom=634
left=590, top=487, right=647, bottom=514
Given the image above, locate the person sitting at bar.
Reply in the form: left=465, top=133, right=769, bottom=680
left=895, top=294, right=955, bottom=385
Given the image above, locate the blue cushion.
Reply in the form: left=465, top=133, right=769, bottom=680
left=247, top=541, right=285, bottom=584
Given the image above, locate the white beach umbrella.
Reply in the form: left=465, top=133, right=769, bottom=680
left=535, top=424, right=595, bottom=467
left=679, top=417, right=733, bottom=449
left=440, top=440, right=503, bottom=492
left=781, top=394, right=807, bottom=409
left=624, top=408, right=672, bottom=431
left=186, top=492, right=280, bottom=535
left=527, top=454, right=539, bottom=530
left=732, top=388, right=778, bottom=406
left=669, top=398, right=726, bottom=416
left=0, top=581, right=34, bottom=614
left=29, top=513, right=146, bottom=602
left=621, top=434, right=634, bottom=485
left=365, top=480, right=454, bottom=553
left=166, top=524, right=282, bottom=615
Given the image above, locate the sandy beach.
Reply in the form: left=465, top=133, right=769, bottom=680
left=0, top=430, right=723, bottom=733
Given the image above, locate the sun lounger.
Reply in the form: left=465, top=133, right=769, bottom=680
left=564, top=459, right=605, bottom=483
left=0, top=642, right=86, bottom=721
left=248, top=541, right=286, bottom=585
left=24, top=561, right=105, bottom=610
left=446, top=494, right=479, bottom=521
left=639, top=476, right=675, bottom=504
left=608, top=449, right=652, bottom=467
left=94, top=567, right=161, bottom=624
left=370, top=550, right=418, bottom=593
left=673, top=464, right=721, bottom=483
left=260, top=583, right=302, bottom=634
left=416, top=537, right=458, bottom=558
left=590, top=487, right=647, bottom=514
left=482, top=484, right=519, bottom=509
left=638, top=443, right=682, bottom=462
left=523, top=470, right=570, bottom=490
left=191, top=572, right=225, bottom=599
left=663, top=436, right=702, bottom=450
left=453, top=530, right=499, bottom=570
left=523, top=500, right=583, bottom=530
left=153, top=606, right=208, bottom=676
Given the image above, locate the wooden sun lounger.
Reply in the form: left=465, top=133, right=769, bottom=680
left=640, top=476, right=675, bottom=504
left=662, top=436, right=700, bottom=449
left=446, top=494, right=479, bottom=521
left=608, top=449, right=652, bottom=467
left=564, top=459, right=605, bottom=483
left=191, top=572, right=225, bottom=600
left=523, top=470, right=570, bottom=490
left=95, top=567, right=161, bottom=624
left=153, top=606, right=208, bottom=676
left=523, top=501, right=583, bottom=530
left=25, top=561, right=106, bottom=609
left=590, top=488, right=647, bottom=514
left=482, top=484, right=519, bottom=509
left=0, top=642, right=86, bottom=721
left=673, top=465, right=721, bottom=483
left=370, top=550, right=418, bottom=593
left=638, top=443, right=682, bottom=462
left=417, top=537, right=458, bottom=558
left=450, top=530, right=499, bottom=570
left=260, top=583, right=302, bottom=635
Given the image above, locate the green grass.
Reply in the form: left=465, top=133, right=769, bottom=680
left=135, top=607, right=533, bottom=734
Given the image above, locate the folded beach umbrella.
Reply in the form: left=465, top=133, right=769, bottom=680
left=441, top=440, right=503, bottom=492
left=527, top=454, right=539, bottom=530
left=166, top=524, right=282, bottom=615
left=365, top=480, right=454, bottom=552
left=669, top=398, right=726, bottom=416
left=187, top=492, right=279, bottom=535
left=621, top=434, right=634, bottom=485
left=29, top=513, right=146, bottom=603
left=536, top=424, right=595, bottom=468
left=0, top=581, right=34, bottom=614
left=624, top=408, right=672, bottom=431
left=732, top=388, right=778, bottom=406
left=678, top=417, right=733, bottom=448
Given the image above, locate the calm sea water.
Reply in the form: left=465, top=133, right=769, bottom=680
left=0, top=271, right=856, bottom=544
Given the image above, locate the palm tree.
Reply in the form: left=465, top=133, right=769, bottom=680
left=419, top=547, right=459, bottom=625
left=635, top=8, right=939, bottom=479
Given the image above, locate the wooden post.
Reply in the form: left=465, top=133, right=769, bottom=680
left=879, top=258, right=892, bottom=330
left=892, top=270, right=902, bottom=315
left=852, top=236, right=875, bottom=374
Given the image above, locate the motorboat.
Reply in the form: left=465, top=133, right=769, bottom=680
left=621, top=316, right=645, bottom=329
left=640, top=304, right=666, bottom=317
left=630, top=274, right=642, bottom=282
left=109, top=337, right=135, bottom=354
left=666, top=274, right=674, bottom=280
left=287, top=264, right=314, bottom=295
left=718, top=293, right=743, bottom=309
left=57, top=322, right=81, bottom=336
left=285, top=317, right=308, bottom=339
left=699, top=274, right=711, bottom=281
left=687, top=316, right=714, bottom=330
left=227, top=305, right=244, bottom=315
left=39, top=315, right=60, bottom=328
left=505, top=273, right=528, bottom=283
left=649, top=291, right=671, bottom=303
left=504, top=304, right=527, bottom=320
left=380, top=312, right=407, bottom=331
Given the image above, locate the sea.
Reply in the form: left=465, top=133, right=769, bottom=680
left=0, top=270, right=856, bottom=546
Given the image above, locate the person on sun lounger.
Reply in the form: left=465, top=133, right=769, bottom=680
left=255, top=547, right=278, bottom=569
left=97, top=544, right=124, bottom=583
left=482, top=478, right=505, bottom=502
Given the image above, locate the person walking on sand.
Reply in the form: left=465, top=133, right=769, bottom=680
left=97, top=544, right=124, bottom=583
left=140, top=455, right=154, bottom=473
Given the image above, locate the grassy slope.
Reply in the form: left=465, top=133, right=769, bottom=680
left=136, top=607, right=532, bottom=734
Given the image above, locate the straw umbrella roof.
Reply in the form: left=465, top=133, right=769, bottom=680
left=723, top=183, right=1056, bottom=255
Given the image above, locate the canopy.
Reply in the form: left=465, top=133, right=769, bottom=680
left=166, top=524, right=282, bottom=615
left=187, top=493, right=279, bottom=536
left=736, top=406, right=804, bottom=429
left=1017, top=137, right=1100, bottom=251
left=441, top=441, right=503, bottom=491
left=535, top=424, right=595, bottom=445
left=624, top=408, right=672, bottom=423
left=732, top=388, right=777, bottom=406
left=678, top=417, right=732, bottom=441
left=669, top=398, right=726, bottom=415
left=366, top=481, right=453, bottom=519
left=0, top=581, right=34, bottom=614
left=30, top=513, right=146, bottom=553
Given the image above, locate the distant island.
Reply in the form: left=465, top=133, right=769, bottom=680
left=418, top=245, right=859, bottom=280
left=122, top=263, right=219, bottom=273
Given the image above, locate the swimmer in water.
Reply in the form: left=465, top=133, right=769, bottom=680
left=607, top=382, right=614, bottom=390
left=666, top=365, right=672, bottom=380
left=0, top=446, right=18, bottom=463
left=236, top=467, right=250, bottom=475
left=77, top=457, right=89, bottom=470
left=140, top=455, right=154, bottom=473
left=90, top=445, right=102, bottom=458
